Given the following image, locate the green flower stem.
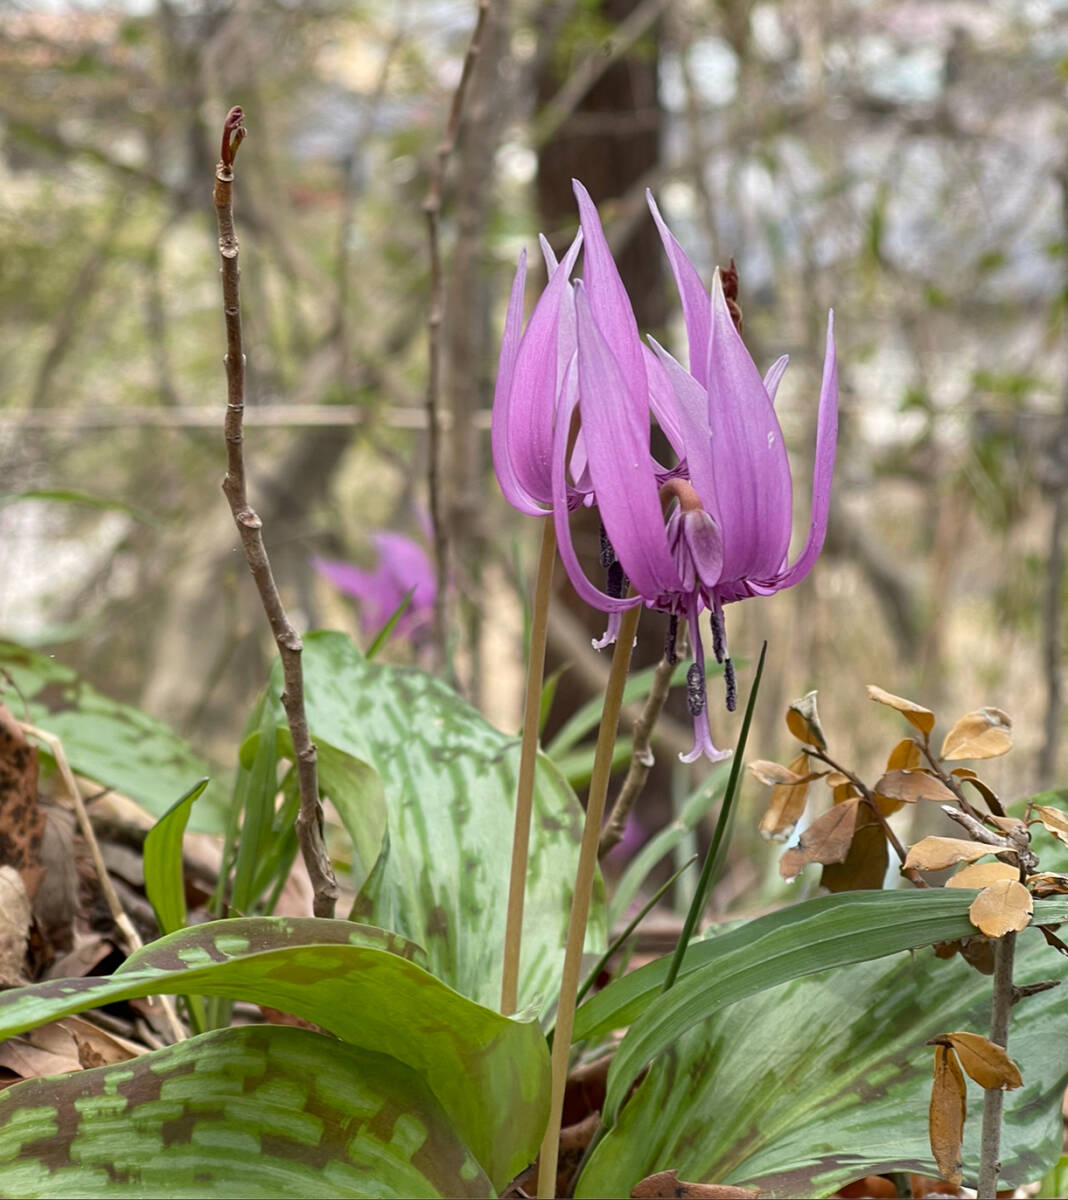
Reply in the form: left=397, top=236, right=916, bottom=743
left=536, top=604, right=642, bottom=1199
left=501, top=518, right=557, bottom=1015
left=978, top=930, right=1016, bottom=1199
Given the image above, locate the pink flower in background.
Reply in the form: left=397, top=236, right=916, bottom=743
left=313, top=530, right=435, bottom=642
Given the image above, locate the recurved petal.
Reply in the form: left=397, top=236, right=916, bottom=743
left=706, top=268, right=793, bottom=582
left=574, top=283, right=683, bottom=604
left=647, top=189, right=711, bottom=388
left=773, top=311, right=838, bottom=591
left=763, top=354, right=789, bottom=405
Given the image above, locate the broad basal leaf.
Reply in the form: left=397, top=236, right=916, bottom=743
left=575, top=926, right=1068, bottom=1198
left=267, top=631, right=604, bottom=1012
left=0, top=1024, right=492, bottom=1198
left=0, top=642, right=224, bottom=831
left=0, top=917, right=548, bottom=1189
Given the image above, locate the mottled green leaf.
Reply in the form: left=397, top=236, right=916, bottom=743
left=268, top=631, right=603, bottom=1012
left=0, top=917, right=545, bottom=1189
left=576, top=927, right=1068, bottom=1198
left=0, top=1024, right=492, bottom=1198
left=143, top=777, right=209, bottom=934
left=0, top=642, right=224, bottom=830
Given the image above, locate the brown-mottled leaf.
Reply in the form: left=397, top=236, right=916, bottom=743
left=748, top=760, right=813, bottom=788
left=630, top=1170, right=759, bottom=1198
left=941, top=1031, right=1023, bottom=1090
left=904, top=837, right=996, bottom=872
left=866, top=686, right=935, bottom=736
left=968, top=879, right=1033, bottom=937
left=940, top=708, right=1012, bottom=762
left=786, top=691, right=827, bottom=750
left=887, top=739, right=923, bottom=771
left=820, top=804, right=888, bottom=893
left=757, top=752, right=810, bottom=843
left=929, top=1043, right=965, bottom=1188
left=873, top=770, right=956, bottom=805
left=0, top=704, right=44, bottom=901
left=1027, top=872, right=1068, bottom=897
left=780, top=798, right=861, bottom=881
left=1033, top=805, right=1068, bottom=849
left=946, top=862, right=1018, bottom=890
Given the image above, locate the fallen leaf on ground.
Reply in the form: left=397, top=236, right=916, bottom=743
left=873, top=769, right=956, bottom=805
left=940, top=708, right=1012, bottom=761
left=758, top=752, right=811, bottom=842
left=940, top=1031, right=1022, bottom=1090
left=630, top=1170, right=760, bottom=1198
left=866, top=686, right=935, bottom=736
left=904, top=837, right=997, bottom=872
left=835, top=1176, right=897, bottom=1198
left=1033, top=804, right=1068, bottom=848
left=780, top=798, right=861, bottom=880
left=968, top=879, right=1032, bottom=936
left=946, top=862, right=1018, bottom=889
left=929, top=1043, right=965, bottom=1189
left=556, top=1112, right=600, bottom=1197
left=0, top=704, right=45, bottom=900
left=786, top=691, right=827, bottom=750
left=0, top=866, right=31, bottom=986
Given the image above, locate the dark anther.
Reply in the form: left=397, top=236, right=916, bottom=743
left=709, top=609, right=726, bottom=663
left=725, top=658, right=737, bottom=712
left=664, top=614, right=679, bottom=665
left=599, top=523, right=616, bottom=568
left=721, top=258, right=742, bottom=334
left=606, top=560, right=627, bottom=599
left=686, top=662, right=706, bottom=716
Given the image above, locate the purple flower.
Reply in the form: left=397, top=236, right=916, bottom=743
left=551, top=182, right=838, bottom=761
left=313, top=530, right=435, bottom=643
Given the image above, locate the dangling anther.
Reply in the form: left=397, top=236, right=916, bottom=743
left=709, top=607, right=726, bottom=664
left=664, top=614, right=679, bottom=665
left=725, top=658, right=737, bottom=712
left=599, top=523, right=616, bottom=568
left=686, top=662, right=706, bottom=717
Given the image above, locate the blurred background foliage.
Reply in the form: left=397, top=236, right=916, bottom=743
left=2, top=0, right=1068, bottom=910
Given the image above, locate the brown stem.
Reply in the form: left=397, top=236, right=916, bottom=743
left=213, top=108, right=338, bottom=919
left=422, top=0, right=491, bottom=673
left=977, top=932, right=1016, bottom=1199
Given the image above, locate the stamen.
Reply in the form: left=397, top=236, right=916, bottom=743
left=606, top=561, right=627, bottom=599
left=599, top=524, right=616, bottom=568
left=725, top=657, right=737, bottom=712
left=664, top=614, right=679, bottom=665
left=709, top=606, right=726, bottom=663
left=686, top=662, right=706, bottom=716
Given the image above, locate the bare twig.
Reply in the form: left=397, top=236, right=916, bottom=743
left=599, top=650, right=676, bottom=858
left=423, top=0, right=492, bottom=670
left=977, top=932, right=1016, bottom=1199
left=212, top=106, right=338, bottom=919
left=19, top=723, right=186, bottom=1044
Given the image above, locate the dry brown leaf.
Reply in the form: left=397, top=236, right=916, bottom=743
left=929, top=1043, right=965, bottom=1189
left=968, top=879, right=1033, bottom=937
left=780, top=798, right=861, bottom=881
left=946, top=862, right=1019, bottom=889
left=630, top=1171, right=760, bottom=1199
left=887, top=738, right=923, bottom=772
left=0, top=704, right=45, bottom=901
left=748, top=760, right=815, bottom=788
left=940, top=708, right=1012, bottom=762
left=1027, top=871, right=1068, bottom=897
left=866, top=685, right=936, bottom=736
left=758, top=752, right=811, bottom=842
left=832, top=782, right=860, bottom=804
left=941, top=1032, right=1023, bottom=1090
left=0, top=866, right=30, bottom=987
left=904, top=837, right=997, bottom=872
left=836, top=1178, right=898, bottom=1199
left=873, top=769, right=956, bottom=805
left=786, top=690, right=827, bottom=750
left=823, top=771, right=850, bottom=788
left=821, top=804, right=889, bottom=893
left=1033, top=805, right=1068, bottom=849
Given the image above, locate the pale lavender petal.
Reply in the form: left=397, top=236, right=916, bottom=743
left=681, top=509, right=724, bottom=591
left=644, top=344, right=686, bottom=462
left=772, top=312, right=838, bottom=590
left=574, top=283, right=683, bottom=604
left=592, top=611, right=623, bottom=650
left=538, top=233, right=559, bottom=275
left=763, top=355, right=789, bottom=406
left=647, top=190, right=711, bottom=388
left=371, top=532, right=436, bottom=616
left=706, top=269, right=793, bottom=582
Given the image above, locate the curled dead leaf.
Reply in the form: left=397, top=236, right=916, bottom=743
left=873, top=770, right=956, bottom=805
left=940, top=707, right=1012, bottom=762
left=886, top=738, right=923, bottom=772
left=1027, top=871, right=1068, bottom=897
left=968, top=878, right=1033, bottom=937
left=630, top=1170, right=760, bottom=1199
left=1033, top=805, right=1068, bottom=849
left=823, top=771, right=850, bottom=788
left=904, top=837, right=997, bottom=873
left=946, top=862, right=1018, bottom=889
left=940, top=1031, right=1022, bottom=1090
left=987, top=815, right=1026, bottom=835
left=929, top=1043, right=965, bottom=1189
left=780, top=798, right=861, bottom=881
left=866, top=685, right=935, bottom=736
left=758, top=752, right=811, bottom=843
left=748, top=760, right=819, bottom=788
left=785, top=690, right=827, bottom=750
